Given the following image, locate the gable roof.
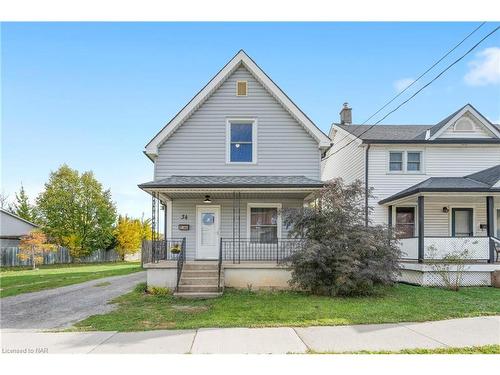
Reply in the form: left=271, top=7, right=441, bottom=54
left=145, top=50, right=331, bottom=158
left=379, top=164, right=500, bottom=204
left=333, top=104, right=500, bottom=144
left=427, top=103, right=500, bottom=140
left=0, top=208, right=39, bottom=228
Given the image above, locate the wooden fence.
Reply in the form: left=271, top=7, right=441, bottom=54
left=0, top=247, right=122, bottom=267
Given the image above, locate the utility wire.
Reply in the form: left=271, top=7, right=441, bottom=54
left=326, top=22, right=486, bottom=155
left=323, top=24, right=499, bottom=161
left=362, top=22, right=486, bottom=125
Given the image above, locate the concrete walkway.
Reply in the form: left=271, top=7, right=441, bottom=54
left=1, top=316, right=498, bottom=354
left=1, top=271, right=146, bottom=330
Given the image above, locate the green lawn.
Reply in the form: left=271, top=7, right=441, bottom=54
left=74, top=283, right=500, bottom=331
left=310, top=345, right=500, bottom=354
left=0, top=262, right=142, bottom=298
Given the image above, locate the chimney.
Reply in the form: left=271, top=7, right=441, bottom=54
left=340, top=102, right=352, bottom=125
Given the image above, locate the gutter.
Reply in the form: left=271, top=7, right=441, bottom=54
left=365, top=144, right=370, bottom=227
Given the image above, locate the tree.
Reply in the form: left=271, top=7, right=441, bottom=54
left=0, top=192, right=9, bottom=209
left=282, top=178, right=401, bottom=297
left=140, top=215, right=152, bottom=241
left=11, top=185, right=38, bottom=223
left=18, top=229, right=56, bottom=270
left=114, top=215, right=143, bottom=259
left=36, top=165, right=117, bottom=258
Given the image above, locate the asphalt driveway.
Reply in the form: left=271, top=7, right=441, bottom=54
left=0, top=271, right=145, bottom=330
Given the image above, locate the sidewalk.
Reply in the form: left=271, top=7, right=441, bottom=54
left=1, top=316, right=499, bottom=354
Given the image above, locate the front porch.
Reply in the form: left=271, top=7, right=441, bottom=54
left=139, top=175, right=323, bottom=295
left=381, top=194, right=499, bottom=264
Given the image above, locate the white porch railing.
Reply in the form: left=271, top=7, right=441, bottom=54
left=424, top=237, right=490, bottom=260
left=398, top=237, right=418, bottom=260
left=398, top=236, right=491, bottom=261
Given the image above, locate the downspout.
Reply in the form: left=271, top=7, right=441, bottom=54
left=364, top=144, right=370, bottom=227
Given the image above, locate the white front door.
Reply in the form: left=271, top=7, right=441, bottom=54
left=196, top=205, right=220, bottom=259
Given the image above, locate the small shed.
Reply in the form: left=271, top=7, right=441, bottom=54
left=0, top=208, right=39, bottom=247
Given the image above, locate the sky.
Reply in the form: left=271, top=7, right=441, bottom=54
left=1, top=22, right=500, bottom=218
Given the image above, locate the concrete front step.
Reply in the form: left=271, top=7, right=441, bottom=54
left=177, top=285, right=220, bottom=293
left=174, top=291, right=222, bottom=299
left=183, top=263, right=218, bottom=271
left=180, top=277, right=219, bottom=286
left=182, top=270, right=220, bottom=278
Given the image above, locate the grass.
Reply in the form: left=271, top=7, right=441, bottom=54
left=0, top=262, right=142, bottom=298
left=74, top=283, right=500, bottom=331
left=308, top=345, right=500, bottom=354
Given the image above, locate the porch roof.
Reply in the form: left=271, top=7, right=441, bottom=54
left=139, top=175, right=324, bottom=190
left=379, top=165, right=500, bottom=205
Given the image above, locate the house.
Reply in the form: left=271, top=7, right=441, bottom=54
left=322, top=103, right=500, bottom=286
left=0, top=208, right=38, bottom=247
left=139, top=50, right=331, bottom=296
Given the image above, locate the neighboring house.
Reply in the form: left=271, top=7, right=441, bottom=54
left=0, top=208, right=38, bottom=247
left=140, top=50, right=331, bottom=296
left=322, top=103, right=500, bottom=286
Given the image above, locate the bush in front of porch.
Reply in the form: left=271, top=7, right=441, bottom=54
left=282, top=178, right=401, bottom=297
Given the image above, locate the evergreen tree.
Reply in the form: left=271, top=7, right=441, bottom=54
left=12, top=185, right=37, bottom=223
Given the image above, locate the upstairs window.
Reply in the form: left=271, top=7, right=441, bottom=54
left=227, top=120, right=256, bottom=163
left=388, top=151, right=423, bottom=173
left=236, top=81, right=248, bottom=96
left=407, top=152, right=422, bottom=172
left=389, top=152, right=403, bottom=171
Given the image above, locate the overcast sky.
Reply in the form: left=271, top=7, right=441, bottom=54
left=2, top=22, right=499, bottom=218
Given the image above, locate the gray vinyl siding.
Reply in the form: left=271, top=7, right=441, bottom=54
left=0, top=211, right=37, bottom=238
left=154, top=66, right=321, bottom=179
left=321, top=128, right=365, bottom=184
left=368, top=144, right=500, bottom=226
left=171, top=197, right=303, bottom=260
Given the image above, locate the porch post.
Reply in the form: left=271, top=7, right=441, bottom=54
left=387, top=205, right=393, bottom=229
left=418, top=196, right=425, bottom=263
left=486, top=196, right=494, bottom=263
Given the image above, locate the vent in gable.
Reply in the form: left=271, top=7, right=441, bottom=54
left=236, top=81, right=248, bottom=96
left=453, top=117, right=475, bottom=132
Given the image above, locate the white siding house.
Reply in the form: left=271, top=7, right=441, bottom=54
left=322, top=104, right=500, bottom=286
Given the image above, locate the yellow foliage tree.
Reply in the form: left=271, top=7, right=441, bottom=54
left=114, top=216, right=143, bottom=259
left=18, top=230, right=57, bottom=270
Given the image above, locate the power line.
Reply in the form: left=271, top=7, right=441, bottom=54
left=362, top=22, right=486, bottom=125
left=326, top=22, right=486, bottom=154
left=324, top=24, right=499, bottom=160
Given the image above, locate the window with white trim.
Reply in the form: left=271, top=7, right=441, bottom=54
left=389, top=152, right=403, bottom=171
left=388, top=151, right=423, bottom=173
left=407, top=152, right=422, bottom=172
left=227, top=119, right=256, bottom=163
left=248, top=204, right=281, bottom=243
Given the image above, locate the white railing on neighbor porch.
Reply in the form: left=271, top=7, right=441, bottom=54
left=398, top=236, right=491, bottom=261
left=399, top=237, right=418, bottom=260
left=424, top=237, right=490, bottom=261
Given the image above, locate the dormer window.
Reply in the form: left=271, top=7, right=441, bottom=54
left=236, top=81, right=248, bottom=96
left=453, top=117, right=475, bottom=132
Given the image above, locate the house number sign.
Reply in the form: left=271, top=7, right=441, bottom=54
left=181, top=214, right=188, bottom=220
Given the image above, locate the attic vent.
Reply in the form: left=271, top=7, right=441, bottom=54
left=454, top=117, right=475, bottom=132
left=236, top=81, right=247, bottom=96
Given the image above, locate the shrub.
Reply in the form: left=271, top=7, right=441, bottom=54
left=147, top=286, right=172, bottom=296
left=282, top=178, right=401, bottom=297
left=134, top=282, right=147, bottom=293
